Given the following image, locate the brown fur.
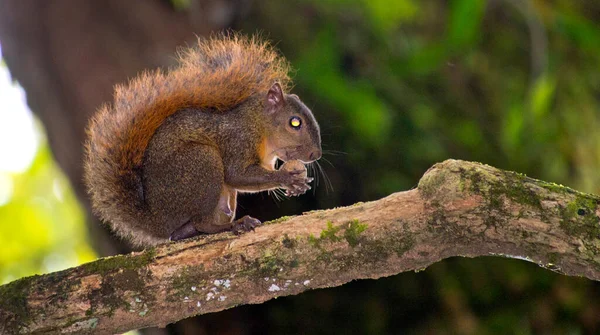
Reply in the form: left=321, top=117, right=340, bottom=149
left=84, top=33, right=319, bottom=247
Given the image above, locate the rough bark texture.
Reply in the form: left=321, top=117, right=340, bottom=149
left=1, top=159, right=600, bottom=334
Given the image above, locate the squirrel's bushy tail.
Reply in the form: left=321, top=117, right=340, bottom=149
left=84, top=33, right=292, bottom=246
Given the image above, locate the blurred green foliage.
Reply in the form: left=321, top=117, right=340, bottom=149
left=232, top=0, right=600, bottom=333
left=0, top=121, right=95, bottom=284
left=251, top=0, right=600, bottom=200
left=1, top=0, right=600, bottom=333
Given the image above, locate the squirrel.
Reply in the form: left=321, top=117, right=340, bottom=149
left=84, top=34, right=321, bottom=247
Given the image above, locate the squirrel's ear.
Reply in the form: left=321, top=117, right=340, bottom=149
left=266, top=82, right=284, bottom=112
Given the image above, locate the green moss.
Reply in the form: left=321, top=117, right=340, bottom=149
left=87, top=275, right=127, bottom=317
left=78, top=248, right=158, bottom=317
left=537, top=179, right=580, bottom=196
left=84, top=258, right=156, bottom=317
left=501, top=171, right=544, bottom=211
left=559, top=195, right=600, bottom=239
left=281, top=234, right=297, bottom=249
left=0, top=275, right=35, bottom=332
left=423, top=163, right=548, bottom=228
left=41, top=270, right=81, bottom=306
left=467, top=170, right=483, bottom=194
left=265, top=215, right=294, bottom=225
left=461, top=167, right=600, bottom=233
left=357, top=233, right=415, bottom=263
left=261, top=257, right=281, bottom=276
left=418, top=168, right=448, bottom=198
left=307, top=220, right=368, bottom=248
left=484, top=172, right=534, bottom=210
left=307, top=234, right=320, bottom=247
left=423, top=161, right=600, bottom=243
left=254, top=248, right=302, bottom=277
left=456, top=167, right=551, bottom=225
left=343, top=220, right=368, bottom=247
left=289, top=259, right=299, bottom=268
left=303, top=209, right=327, bottom=215
left=169, top=266, right=206, bottom=302
left=81, top=247, right=156, bottom=275
left=257, top=249, right=282, bottom=277
left=303, top=219, right=413, bottom=271
left=320, top=221, right=342, bottom=242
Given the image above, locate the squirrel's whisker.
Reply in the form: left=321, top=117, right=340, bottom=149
left=321, top=149, right=347, bottom=156
left=320, top=156, right=336, bottom=168
left=317, top=160, right=333, bottom=193
left=308, top=162, right=319, bottom=195
left=275, top=188, right=288, bottom=201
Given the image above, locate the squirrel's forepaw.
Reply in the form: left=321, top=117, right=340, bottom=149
left=232, top=215, right=262, bottom=235
left=284, top=182, right=312, bottom=197
left=279, top=160, right=313, bottom=196
left=284, top=176, right=313, bottom=197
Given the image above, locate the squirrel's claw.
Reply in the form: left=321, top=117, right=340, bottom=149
left=280, top=167, right=314, bottom=197
left=285, top=182, right=311, bottom=197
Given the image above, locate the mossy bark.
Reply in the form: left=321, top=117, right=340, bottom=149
left=2, top=159, right=600, bottom=334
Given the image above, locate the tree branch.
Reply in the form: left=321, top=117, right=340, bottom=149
left=2, top=159, right=600, bottom=334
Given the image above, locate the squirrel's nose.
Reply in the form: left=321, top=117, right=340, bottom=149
left=309, top=149, right=322, bottom=161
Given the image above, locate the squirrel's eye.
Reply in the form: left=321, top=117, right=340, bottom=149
left=289, top=116, right=302, bottom=129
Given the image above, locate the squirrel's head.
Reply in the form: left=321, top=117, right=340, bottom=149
left=264, top=83, right=321, bottom=164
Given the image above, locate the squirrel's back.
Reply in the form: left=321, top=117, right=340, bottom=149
left=84, top=34, right=292, bottom=245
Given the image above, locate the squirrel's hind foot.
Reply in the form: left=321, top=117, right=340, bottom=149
left=232, top=215, right=262, bottom=235
left=170, top=221, right=201, bottom=241
left=169, top=215, right=261, bottom=241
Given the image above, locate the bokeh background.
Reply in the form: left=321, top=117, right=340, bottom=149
left=1, top=0, right=600, bottom=333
